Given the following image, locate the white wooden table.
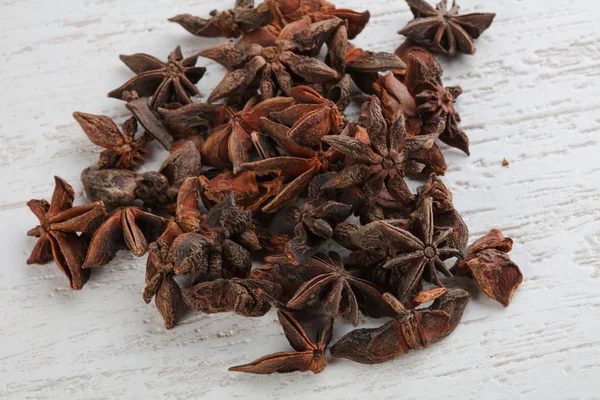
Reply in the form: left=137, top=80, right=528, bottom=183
left=1, top=0, right=599, bottom=398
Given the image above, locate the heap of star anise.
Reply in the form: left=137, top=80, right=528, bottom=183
left=25, top=0, right=523, bottom=375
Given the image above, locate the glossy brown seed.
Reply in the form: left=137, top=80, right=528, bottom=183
left=229, top=311, right=334, bottom=374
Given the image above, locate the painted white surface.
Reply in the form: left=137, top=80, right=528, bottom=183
left=1, top=0, right=599, bottom=398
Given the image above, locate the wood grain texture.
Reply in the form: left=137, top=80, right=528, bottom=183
left=1, top=0, right=599, bottom=398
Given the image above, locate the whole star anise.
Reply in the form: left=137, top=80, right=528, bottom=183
left=108, top=46, right=206, bottom=109
left=82, top=207, right=168, bottom=269
left=285, top=172, right=353, bottom=262
left=200, top=18, right=343, bottom=102
left=453, top=229, right=523, bottom=307
left=398, top=0, right=495, bottom=57
left=240, top=117, right=340, bottom=212
left=229, top=310, right=333, bottom=374
left=73, top=113, right=149, bottom=170
left=270, top=86, right=342, bottom=147
left=330, top=289, right=469, bottom=364
left=322, top=97, right=435, bottom=208
left=26, top=177, right=106, bottom=290
left=287, top=252, right=393, bottom=326
left=378, top=197, right=463, bottom=301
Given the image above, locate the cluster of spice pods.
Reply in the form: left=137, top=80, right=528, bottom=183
left=25, top=0, right=523, bottom=372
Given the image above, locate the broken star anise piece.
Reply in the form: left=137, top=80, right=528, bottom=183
left=287, top=252, right=393, bottom=326
left=330, top=289, right=468, bottom=364
left=74, top=112, right=149, bottom=170
left=398, top=0, right=495, bottom=57
left=229, top=310, right=333, bottom=374
left=169, top=0, right=274, bottom=39
left=181, top=278, right=282, bottom=317
left=82, top=207, right=168, bottom=268
left=285, top=172, right=353, bottom=262
left=270, top=86, right=342, bottom=147
left=453, top=229, right=522, bottom=307
left=26, top=176, right=106, bottom=290
left=322, top=97, right=436, bottom=208
left=108, top=46, right=206, bottom=109
left=200, top=18, right=342, bottom=102
left=378, top=197, right=463, bottom=302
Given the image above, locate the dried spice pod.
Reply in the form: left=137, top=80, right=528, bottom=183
left=249, top=259, right=320, bottom=302
left=158, top=102, right=227, bottom=139
left=200, top=18, right=343, bottom=102
left=285, top=172, right=353, bottom=262
left=270, top=86, right=342, bottom=147
left=398, top=0, right=495, bottom=57
left=143, top=222, right=186, bottom=329
left=136, top=141, right=202, bottom=207
left=200, top=171, right=283, bottom=211
left=83, top=207, right=168, bottom=268
left=378, top=197, right=463, bottom=302
left=287, top=252, right=394, bottom=326
left=229, top=311, right=334, bottom=374
left=81, top=168, right=143, bottom=208
left=240, top=117, right=340, bottom=213
left=394, top=40, right=442, bottom=90
left=74, top=113, right=149, bottom=170
left=199, top=96, right=294, bottom=173
left=330, top=289, right=468, bottom=363
left=453, top=229, right=522, bottom=307
left=26, top=177, right=106, bottom=290
left=169, top=0, right=274, bottom=39
left=415, top=173, right=468, bottom=253
left=322, top=97, right=436, bottom=210
left=108, top=46, right=206, bottom=109
left=123, top=91, right=173, bottom=150
left=181, top=278, right=282, bottom=316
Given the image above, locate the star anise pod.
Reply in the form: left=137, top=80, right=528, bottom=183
left=229, top=310, right=333, bottom=374
left=82, top=207, right=168, bottom=268
left=330, top=289, right=469, bottom=364
left=122, top=91, right=173, bottom=150
left=287, top=252, right=393, bottom=326
left=143, top=222, right=186, bottom=329
left=378, top=197, right=463, bottom=301
left=73, top=113, right=149, bottom=170
left=199, top=97, right=294, bottom=173
left=199, top=170, right=283, bottom=211
left=453, top=229, right=523, bottom=307
left=322, top=97, right=436, bottom=208
left=270, top=86, right=342, bottom=146
left=372, top=72, right=448, bottom=175
left=200, top=18, right=343, bottom=102
left=169, top=0, right=274, bottom=39
left=108, top=46, right=206, bottom=109
left=181, top=278, right=282, bottom=316
left=26, top=177, right=106, bottom=290
left=415, top=173, right=468, bottom=253
left=398, top=0, right=495, bottom=57
left=285, top=172, right=352, bottom=262
left=240, top=117, right=339, bottom=212
left=250, top=258, right=322, bottom=302
left=157, top=102, right=227, bottom=140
